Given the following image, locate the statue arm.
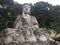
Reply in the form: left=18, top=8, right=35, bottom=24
left=33, top=16, right=39, bottom=26
left=32, top=16, right=39, bottom=30
left=13, top=15, right=21, bottom=28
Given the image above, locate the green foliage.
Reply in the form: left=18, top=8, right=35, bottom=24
left=50, top=22, right=60, bottom=33
left=0, top=0, right=22, bottom=31
left=0, top=12, right=15, bottom=31
left=31, top=1, right=60, bottom=33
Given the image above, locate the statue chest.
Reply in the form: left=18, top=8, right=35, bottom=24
left=21, top=15, right=32, bottom=27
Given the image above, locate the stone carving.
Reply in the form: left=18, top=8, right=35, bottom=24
left=0, top=3, right=58, bottom=45
left=14, top=3, right=39, bottom=31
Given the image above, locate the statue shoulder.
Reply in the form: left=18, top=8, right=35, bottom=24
left=31, top=15, right=39, bottom=25
left=31, top=16, right=37, bottom=20
left=17, top=15, right=21, bottom=18
left=16, top=15, right=23, bottom=20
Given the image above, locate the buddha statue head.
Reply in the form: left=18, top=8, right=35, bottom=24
left=22, top=3, right=31, bottom=14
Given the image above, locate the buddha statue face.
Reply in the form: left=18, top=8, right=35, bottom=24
left=23, top=4, right=31, bottom=14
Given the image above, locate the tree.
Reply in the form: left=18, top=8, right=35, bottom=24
left=0, top=0, right=22, bottom=31
left=31, top=1, right=52, bottom=28
left=31, top=1, right=60, bottom=33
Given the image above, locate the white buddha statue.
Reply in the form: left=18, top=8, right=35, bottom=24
left=14, top=3, right=39, bottom=31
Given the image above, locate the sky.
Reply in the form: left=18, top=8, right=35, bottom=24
left=14, top=0, right=60, bottom=5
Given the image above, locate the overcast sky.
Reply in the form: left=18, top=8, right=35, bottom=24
left=14, top=0, right=60, bottom=5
